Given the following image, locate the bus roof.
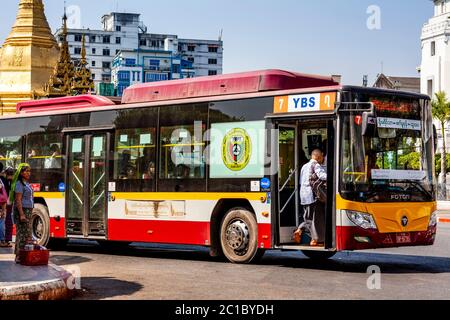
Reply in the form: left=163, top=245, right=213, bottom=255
left=121, top=69, right=339, bottom=104
left=16, top=95, right=118, bottom=114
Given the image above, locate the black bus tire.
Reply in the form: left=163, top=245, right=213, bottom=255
left=220, top=208, right=259, bottom=264
left=31, top=204, right=50, bottom=247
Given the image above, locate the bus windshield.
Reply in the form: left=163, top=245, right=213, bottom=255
left=340, top=94, right=435, bottom=202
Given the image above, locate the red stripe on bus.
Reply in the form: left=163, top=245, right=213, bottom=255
left=336, top=225, right=436, bottom=251
left=49, top=218, right=271, bottom=249
left=108, top=219, right=210, bottom=245
left=107, top=219, right=272, bottom=248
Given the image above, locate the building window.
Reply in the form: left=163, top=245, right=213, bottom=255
left=187, top=45, right=195, bottom=52
left=148, top=59, right=160, bottom=70
left=92, top=48, right=96, bottom=54
left=92, top=74, right=96, bottom=80
left=116, top=26, right=122, bottom=32
left=74, top=47, right=81, bottom=55
left=102, top=61, right=111, bottom=69
left=116, top=49, right=120, bottom=55
left=428, top=79, right=433, bottom=97
left=116, top=37, right=121, bottom=44
left=208, top=59, right=218, bottom=65
left=74, top=34, right=82, bottom=42
left=208, top=46, right=218, bottom=53
left=118, top=71, right=130, bottom=82
left=103, top=36, right=111, bottom=44
left=178, top=45, right=183, bottom=52
left=208, top=70, right=218, bottom=76
left=187, top=57, right=194, bottom=63
left=102, top=74, right=111, bottom=82
left=90, top=35, right=96, bottom=43
left=145, top=73, right=168, bottom=82
left=125, top=59, right=136, bottom=66
left=103, top=49, right=111, bottom=56
left=92, top=61, right=96, bottom=67
left=151, top=40, right=157, bottom=47
left=139, top=39, right=147, bottom=46
left=431, top=41, right=436, bottom=56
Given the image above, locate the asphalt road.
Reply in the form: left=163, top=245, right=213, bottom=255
left=50, top=223, right=450, bottom=300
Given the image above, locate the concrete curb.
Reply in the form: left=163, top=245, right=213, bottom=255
left=0, top=264, right=74, bottom=300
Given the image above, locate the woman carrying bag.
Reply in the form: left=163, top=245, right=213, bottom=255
left=9, top=163, right=34, bottom=263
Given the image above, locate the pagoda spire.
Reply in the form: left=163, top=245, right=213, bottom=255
left=43, top=11, right=75, bottom=98
left=72, top=34, right=94, bottom=95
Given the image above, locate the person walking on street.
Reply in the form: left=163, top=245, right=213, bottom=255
left=294, top=149, right=327, bottom=247
left=9, top=163, right=34, bottom=263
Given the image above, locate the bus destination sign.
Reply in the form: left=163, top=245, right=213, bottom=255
left=273, top=92, right=336, bottom=114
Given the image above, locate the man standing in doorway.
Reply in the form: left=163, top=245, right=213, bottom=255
left=294, top=149, right=327, bottom=247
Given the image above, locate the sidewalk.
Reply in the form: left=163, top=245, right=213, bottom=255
left=0, top=247, right=74, bottom=300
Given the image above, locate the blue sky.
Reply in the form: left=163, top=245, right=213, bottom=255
left=0, top=0, right=434, bottom=85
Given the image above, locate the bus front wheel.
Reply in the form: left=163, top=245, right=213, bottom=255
left=220, top=208, right=259, bottom=264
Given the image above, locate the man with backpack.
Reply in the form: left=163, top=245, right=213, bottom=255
left=293, top=149, right=327, bottom=247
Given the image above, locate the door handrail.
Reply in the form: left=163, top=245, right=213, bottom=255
left=280, top=166, right=298, bottom=193
left=280, top=187, right=297, bottom=215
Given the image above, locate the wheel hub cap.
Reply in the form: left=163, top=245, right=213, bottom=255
left=32, top=216, right=43, bottom=239
left=225, top=220, right=249, bottom=251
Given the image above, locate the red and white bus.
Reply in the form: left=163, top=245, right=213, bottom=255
left=0, top=70, right=437, bottom=262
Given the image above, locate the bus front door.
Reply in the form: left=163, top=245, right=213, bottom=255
left=277, top=124, right=299, bottom=244
left=66, top=133, right=109, bottom=238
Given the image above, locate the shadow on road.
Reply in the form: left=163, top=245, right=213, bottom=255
left=75, top=277, right=143, bottom=300
left=59, top=241, right=450, bottom=275
left=261, top=251, right=450, bottom=274
left=50, top=254, right=93, bottom=266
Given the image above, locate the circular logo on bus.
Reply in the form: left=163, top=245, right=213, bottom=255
left=222, top=128, right=252, bottom=171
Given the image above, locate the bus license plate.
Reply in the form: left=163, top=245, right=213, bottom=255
left=396, top=233, right=411, bottom=244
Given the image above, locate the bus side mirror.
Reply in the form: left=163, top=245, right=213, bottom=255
left=362, top=110, right=376, bottom=136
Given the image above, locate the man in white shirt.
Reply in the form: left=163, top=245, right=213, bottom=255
left=294, top=149, right=327, bottom=247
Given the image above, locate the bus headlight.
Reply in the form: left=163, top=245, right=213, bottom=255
left=429, top=211, right=438, bottom=228
left=345, top=210, right=378, bottom=230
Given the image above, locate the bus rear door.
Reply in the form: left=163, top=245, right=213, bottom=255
left=64, top=130, right=111, bottom=238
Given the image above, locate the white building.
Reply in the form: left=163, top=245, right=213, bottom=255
left=111, top=48, right=196, bottom=96
left=55, top=12, right=223, bottom=92
left=421, top=0, right=450, bottom=152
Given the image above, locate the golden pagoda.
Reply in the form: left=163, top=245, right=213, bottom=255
left=0, top=0, right=59, bottom=115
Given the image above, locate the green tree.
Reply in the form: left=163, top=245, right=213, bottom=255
left=432, top=91, right=450, bottom=198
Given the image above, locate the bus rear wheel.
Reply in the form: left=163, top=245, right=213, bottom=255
left=220, top=208, right=259, bottom=264
left=301, top=250, right=336, bottom=260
